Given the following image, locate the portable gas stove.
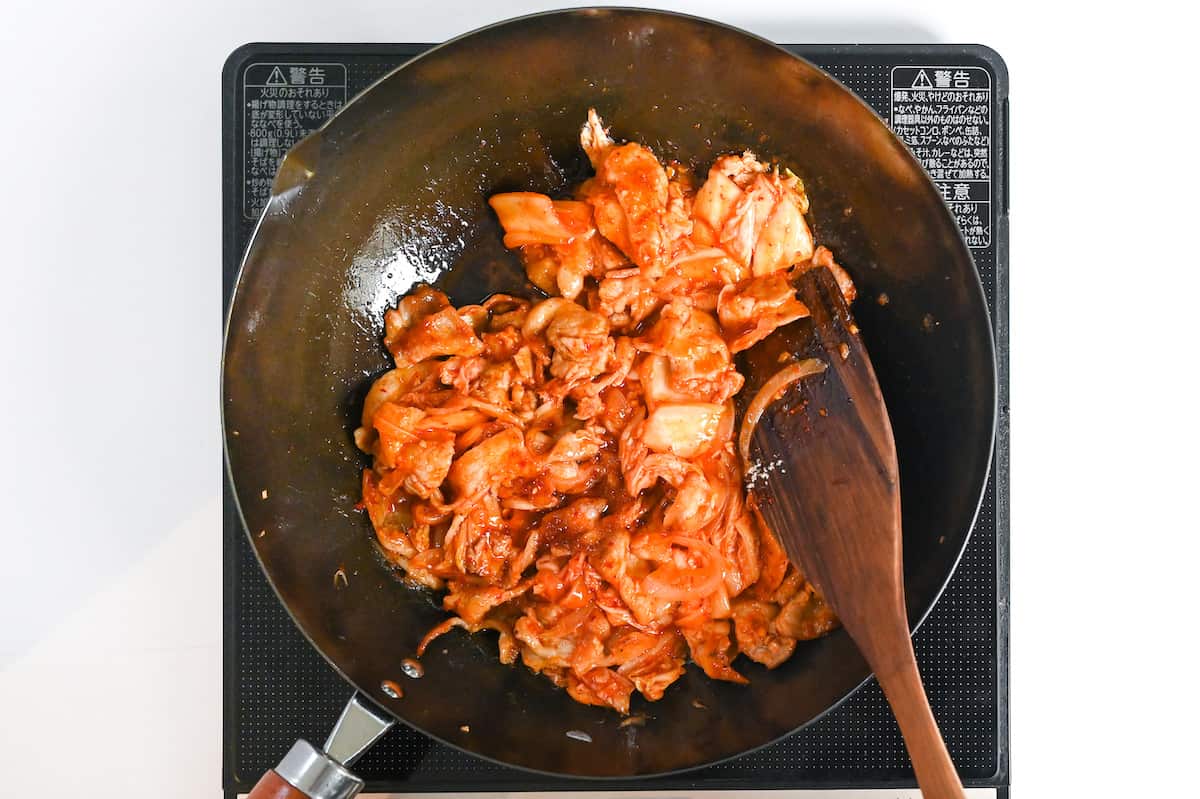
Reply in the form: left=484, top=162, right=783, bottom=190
left=221, top=41, right=1009, bottom=799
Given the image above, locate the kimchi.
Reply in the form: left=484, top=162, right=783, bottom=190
left=355, top=110, right=850, bottom=714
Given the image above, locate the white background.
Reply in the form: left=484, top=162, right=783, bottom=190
left=1, top=1, right=1195, bottom=797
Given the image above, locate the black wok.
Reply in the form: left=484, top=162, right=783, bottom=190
left=222, top=7, right=996, bottom=780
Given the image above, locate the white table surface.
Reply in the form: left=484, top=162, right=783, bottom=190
left=1, top=1, right=1195, bottom=797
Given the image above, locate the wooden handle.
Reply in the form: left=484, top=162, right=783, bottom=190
left=870, top=622, right=966, bottom=799
left=246, top=770, right=312, bottom=799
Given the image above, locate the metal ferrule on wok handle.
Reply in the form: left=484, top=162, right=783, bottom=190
left=246, top=694, right=394, bottom=799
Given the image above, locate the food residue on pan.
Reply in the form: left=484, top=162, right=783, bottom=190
left=333, top=567, right=349, bottom=590
left=381, top=680, right=404, bottom=699
left=401, top=658, right=425, bottom=679
left=566, top=729, right=593, bottom=743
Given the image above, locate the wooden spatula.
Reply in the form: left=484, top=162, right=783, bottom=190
left=742, top=267, right=965, bottom=799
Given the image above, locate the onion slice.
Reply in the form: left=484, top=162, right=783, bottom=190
left=738, top=358, right=827, bottom=465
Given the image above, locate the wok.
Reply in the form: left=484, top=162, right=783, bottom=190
left=222, top=7, right=996, bottom=781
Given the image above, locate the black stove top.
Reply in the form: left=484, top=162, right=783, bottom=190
left=222, top=42, right=1009, bottom=796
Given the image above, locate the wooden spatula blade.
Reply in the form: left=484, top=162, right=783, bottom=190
left=742, top=267, right=902, bottom=631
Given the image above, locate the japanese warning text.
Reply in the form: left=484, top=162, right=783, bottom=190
left=890, top=66, right=992, bottom=248
left=243, top=63, right=347, bottom=219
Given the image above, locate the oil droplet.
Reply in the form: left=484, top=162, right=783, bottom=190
left=400, top=658, right=424, bottom=679
left=381, top=680, right=403, bottom=699
left=257, top=529, right=267, bottom=538
left=619, top=714, right=647, bottom=729
left=692, top=698, right=708, bottom=710
left=565, top=730, right=592, bottom=743
left=459, top=724, right=470, bottom=733
left=876, top=292, right=890, bottom=306
left=261, top=489, right=269, bottom=499
left=333, top=567, right=349, bottom=590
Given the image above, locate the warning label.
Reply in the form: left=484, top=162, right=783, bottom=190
left=242, top=63, right=347, bottom=219
left=890, top=66, right=992, bottom=248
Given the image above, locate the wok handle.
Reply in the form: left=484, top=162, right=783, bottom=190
left=246, top=769, right=317, bottom=799
left=245, top=740, right=364, bottom=799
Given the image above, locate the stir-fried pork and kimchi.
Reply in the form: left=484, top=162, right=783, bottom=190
left=354, top=110, right=854, bottom=714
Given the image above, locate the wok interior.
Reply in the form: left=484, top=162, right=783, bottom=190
left=223, top=9, right=995, bottom=777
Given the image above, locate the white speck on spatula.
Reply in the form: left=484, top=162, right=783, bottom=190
left=744, top=457, right=787, bottom=489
